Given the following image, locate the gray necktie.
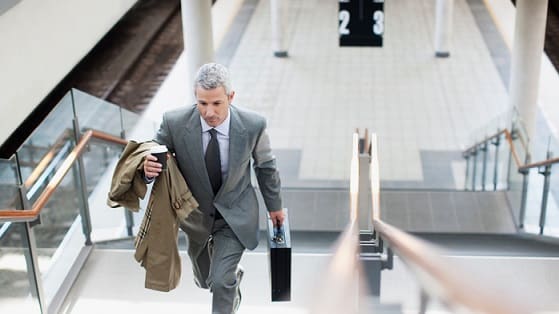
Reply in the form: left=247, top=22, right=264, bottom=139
left=205, top=128, right=222, bottom=195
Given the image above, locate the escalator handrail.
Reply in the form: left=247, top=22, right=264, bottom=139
left=0, top=129, right=127, bottom=222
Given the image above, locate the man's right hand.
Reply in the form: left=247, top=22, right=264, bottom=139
left=143, top=154, right=162, bottom=179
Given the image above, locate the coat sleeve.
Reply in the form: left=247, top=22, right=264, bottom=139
left=252, top=123, right=282, bottom=212
left=155, top=112, right=175, bottom=153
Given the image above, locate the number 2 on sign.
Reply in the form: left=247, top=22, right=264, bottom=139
left=373, top=10, right=384, bottom=35
left=339, top=10, right=350, bottom=35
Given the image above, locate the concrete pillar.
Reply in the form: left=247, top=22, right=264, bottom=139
left=509, top=0, right=549, bottom=147
left=181, top=0, right=215, bottom=103
left=270, top=0, right=288, bottom=57
left=434, top=0, right=453, bottom=58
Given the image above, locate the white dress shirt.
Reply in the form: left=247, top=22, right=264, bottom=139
left=200, top=109, right=231, bottom=181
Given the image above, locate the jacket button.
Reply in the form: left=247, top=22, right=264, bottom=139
left=174, top=201, right=180, bottom=209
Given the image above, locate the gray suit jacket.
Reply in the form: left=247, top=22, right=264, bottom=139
left=155, top=104, right=282, bottom=250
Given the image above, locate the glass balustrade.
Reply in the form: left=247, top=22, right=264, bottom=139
left=0, top=222, right=42, bottom=313
left=465, top=107, right=559, bottom=237
left=0, top=156, right=42, bottom=313
left=0, top=89, right=140, bottom=313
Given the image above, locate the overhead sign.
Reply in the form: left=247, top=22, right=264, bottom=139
left=339, top=0, right=384, bottom=47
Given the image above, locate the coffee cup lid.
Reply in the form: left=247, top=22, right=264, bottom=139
left=150, top=145, right=168, bottom=154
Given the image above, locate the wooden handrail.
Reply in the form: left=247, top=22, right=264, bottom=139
left=503, top=129, right=524, bottom=168
left=309, top=221, right=361, bottom=314
left=310, top=133, right=363, bottom=313
left=465, top=127, right=559, bottom=172
left=349, top=133, right=359, bottom=223
left=371, top=132, right=529, bottom=314
left=372, top=219, right=526, bottom=314
left=0, top=129, right=127, bottom=222
left=463, top=129, right=507, bottom=154
left=23, top=129, right=73, bottom=189
left=519, top=156, right=559, bottom=171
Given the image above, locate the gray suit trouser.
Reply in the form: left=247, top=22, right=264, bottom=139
left=187, top=219, right=245, bottom=314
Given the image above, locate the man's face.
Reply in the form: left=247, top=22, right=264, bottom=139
left=195, top=86, right=234, bottom=127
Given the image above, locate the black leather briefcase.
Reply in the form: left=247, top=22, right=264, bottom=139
left=266, top=208, right=291, bottom=302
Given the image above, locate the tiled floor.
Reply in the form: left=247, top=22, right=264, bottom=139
left=227, top=0, right=508, bottom=185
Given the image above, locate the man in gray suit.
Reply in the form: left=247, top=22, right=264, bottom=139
left=143, top=63, right=284, bottom=313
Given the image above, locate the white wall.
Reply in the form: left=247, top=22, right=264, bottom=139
left=0, top=0, right=138, bottom=145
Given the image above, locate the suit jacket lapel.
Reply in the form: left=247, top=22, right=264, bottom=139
left=183, top=109, right=214, bottom=195
left=221, top=107, right=247, bottom=195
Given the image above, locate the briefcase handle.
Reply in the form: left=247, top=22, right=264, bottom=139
left=272, top=224, right=285, bottom=244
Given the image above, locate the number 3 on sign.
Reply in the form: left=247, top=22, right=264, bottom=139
left=373, top=10, right=384, bottom=35
left=339, top=10, right=350, bottom=35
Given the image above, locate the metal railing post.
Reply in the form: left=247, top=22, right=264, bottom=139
left=464, top=153, right=470, bottom=191
left=518, top=155, right=531, bottom=229
left=471, top=147, right=478, bottom=191
left=125, top=209, right=134, bottom=236
left=118, top=105, right=133, bottom=236
left=71, top=91, right=93, bottom=245
left=359, top=250, right=382, bottom=296
left=13, top=152, right=47, bottom=313
left=492, top=134, right=501, bottom=191
left=419, top=289, right=430, bottom=314
left=359, top=237, right=391, bottom=297
left=538, top=151, right=553, bottom=235
left=23, top=222, right=47, bottom=313
left=481, top=141, right=488, bottom=191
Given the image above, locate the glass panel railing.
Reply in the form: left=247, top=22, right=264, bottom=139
left=506, top=151, right=524, bottom=226
left=72, top=88, right=141, bottom=139
left=517, top=137, right=559, bottom=237
left=0, top=155, right=20, bottom=211
left=31, top=162, right=86, bottom=305
left=0, top=89, right=138, bottom=313
left=464, top=105, right=559, bottom=237
left=0, top=222, right=42, bottom=313
left=467, top=107, right=514, bottom=147
left=80, top=139, right=133, bottom=241
left=120, top=101, right=142, bottom=139
left=463, top=108, right=525, bottom=192
left=70, top=89, right=140, bottom=240
left=72, top=89, right=126, bottom=138
left=17, top=93, right=75, bottom=206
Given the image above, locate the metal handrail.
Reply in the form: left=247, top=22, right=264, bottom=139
left=0, top=129, right=127, bottom=222
left=370, top=133, right=529, bottom=314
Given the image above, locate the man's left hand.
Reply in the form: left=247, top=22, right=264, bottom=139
left=269, top=209, right=285, bottom=227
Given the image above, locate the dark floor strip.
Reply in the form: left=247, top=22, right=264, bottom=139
left=465, top=0, right=511, bottom=89
left=215, top=0, right=260, bottom=66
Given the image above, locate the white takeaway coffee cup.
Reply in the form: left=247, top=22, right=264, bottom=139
left=150, top=145, right=168, bottom=170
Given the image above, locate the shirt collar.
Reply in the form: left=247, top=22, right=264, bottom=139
left=200, top=108, right=231, bottom=136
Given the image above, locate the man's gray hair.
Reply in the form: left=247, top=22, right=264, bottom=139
left=194, top=63, right=232, bottom=95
